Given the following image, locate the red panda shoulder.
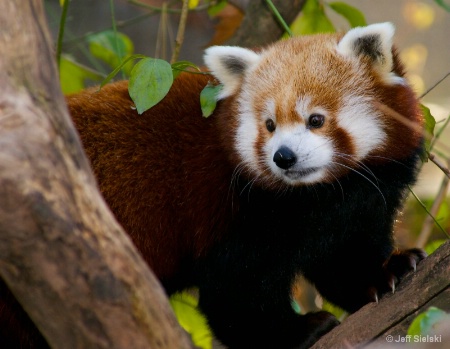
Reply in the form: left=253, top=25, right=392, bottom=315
left=67, top=73, right=235, bottom=282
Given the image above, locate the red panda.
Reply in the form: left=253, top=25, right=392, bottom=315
left=1, top=23, right=426, bottom=348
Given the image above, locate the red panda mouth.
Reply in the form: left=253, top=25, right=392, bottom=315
left=284, top=167, right=320, bottom=179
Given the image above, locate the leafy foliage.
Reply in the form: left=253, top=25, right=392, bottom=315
left=327, top=2, right=367, bottom=27
left=59, top=56, right=103, bottom=94
left=424, top=239, right=446, bottom=255
left=170, top=292, right=213, bottom=349
left=290, top=0, right=335, bottom=35
left=421, top=104, right=437, bottom=161
left=408, top=307, right=450, bottom=336
left=128, top=58, right=174, bottom=114
left=434, top=0, right=450, bottom=12
left=289, top=0, right=366, bottom=36
left=88, top=30, right=135, bottom=76
left=200, top=83, right=223, bottom=118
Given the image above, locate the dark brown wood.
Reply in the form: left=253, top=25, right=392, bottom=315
left=311, top=241, right=450, bottom=349
left=227, top=0, right=307, bottom=47
left=0, top=1, right=193, bottom=348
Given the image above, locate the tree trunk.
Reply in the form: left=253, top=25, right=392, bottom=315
left=311, top=241, right=450, bottom=349
left=227, top=0, right=307, bottom=47
left=0, top=1, right=194, bottom=348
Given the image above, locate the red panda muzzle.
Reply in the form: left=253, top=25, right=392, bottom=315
left=273, top=146, right=297, bottom=169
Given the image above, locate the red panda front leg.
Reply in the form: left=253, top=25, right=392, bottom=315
left=197, top=248, right=339, bottom=349
left=308, top=245, right=426, bottom=314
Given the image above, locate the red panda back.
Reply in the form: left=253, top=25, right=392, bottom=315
left=67, top=74, right=234, bottom=287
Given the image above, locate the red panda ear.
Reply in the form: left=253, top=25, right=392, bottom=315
left=337, top=22, right=401, bottom=83
left=204, top=46, right=260, bottom=99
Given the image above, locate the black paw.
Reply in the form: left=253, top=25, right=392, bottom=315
left=385, top=248, right=427, bottom=277
left=363, top=248, right=427, bottom=304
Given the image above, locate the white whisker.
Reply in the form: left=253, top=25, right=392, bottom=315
left=332, top=161, right=387, bottom=206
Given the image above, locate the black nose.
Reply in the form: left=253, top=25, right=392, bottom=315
left=273, top=146, right=297, bottom=169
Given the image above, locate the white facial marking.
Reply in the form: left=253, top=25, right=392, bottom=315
left=295, top=97, right=329, bottom=125
left=235, top=89, right=260, bottom=174
left=337, top=95, right=386, bottom=159
left=264, top=99, right=276, bottom=120
left=265, top=125, right=334, bottom=185
left=295, top=96, right=311, bottom=122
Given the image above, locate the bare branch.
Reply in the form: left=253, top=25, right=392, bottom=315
left=227, top=0, right=307, bottom=47
left=429, top=153, right=450, bottom=179
left=416, top=169, right=450, bottom=248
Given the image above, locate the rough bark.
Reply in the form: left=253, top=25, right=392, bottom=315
left=311, top=241, right=450, bottom=349
left=0, top=1, right=193, bottom=348
left=227, top=0, right=307, bottom=47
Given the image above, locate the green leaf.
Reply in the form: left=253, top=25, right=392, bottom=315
left=208, top=0, right=227, bottom=17
left=434, top=0, right=450, bottom=12
left=424, top=239, right=446, bottom=255
left=100, top=54, right=147, bottom=88
left=408, top=307, right=450, bottom=336
left=170, top=292, right=213, bottom=349
left=200, top=83, right=223, bottom=117
left=59, top=56, right=103, bottom=94
left=327, top=2, right=367, bottom=28
left=289, top=0, right=335, bottom=36
left=171, top=60, right=202, bottom=79
left=322, top=300, right=347, bottom=321
left=128, top=58, right=174, bottom=114
left=420, top=104, right=436, bottom=161
left=88, top=30, right=135, bottom=75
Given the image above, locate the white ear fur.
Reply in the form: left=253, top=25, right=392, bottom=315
left=337, top=23, right=400, bottom=82
left=204, top=46, right=260, bottom=99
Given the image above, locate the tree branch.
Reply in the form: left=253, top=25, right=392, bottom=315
left=311, top=241, right=450, bottom=348
left=0, top=1, right=193, bottom=348
left=227, top=0, right=307, bottom=47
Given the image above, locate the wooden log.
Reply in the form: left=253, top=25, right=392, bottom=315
left=0, top=1, right=194, bottom=348
left=311, top=241, right=450, bottom=349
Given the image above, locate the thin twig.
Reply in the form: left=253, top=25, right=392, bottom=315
left=127, top=0, right=211, bottom=14
left=170, top=0, right=189, bottom=64
left=56, top=0, right=70, bottom=68
left=429, top=153, right=450, bottom=179
left=420, top=71, right=450, bottom=99
left=416, top=171, right=450, bottom=248
left=408, top=186, right=449, bottom=239
left=64, top=13, right=152, bottom=49
left=109, top=0, right=126, bottom=79
left=374, top=102, right=450, bottom=154
left=265, top=0, right=293, bottom=37
left=374, top=101, right=424, bottom=135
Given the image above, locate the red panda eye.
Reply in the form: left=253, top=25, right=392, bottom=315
left=308, top=114, right=325, bottom=129
left=266, top=119, right=276, bottom=133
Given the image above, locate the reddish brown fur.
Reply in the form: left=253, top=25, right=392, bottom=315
left=67, top=74, right=236, bottom=287
left=360, top=49, right=424, bottom=163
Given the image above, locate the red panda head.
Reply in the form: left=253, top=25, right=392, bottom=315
left=204, top=23, right=423, bottom=187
